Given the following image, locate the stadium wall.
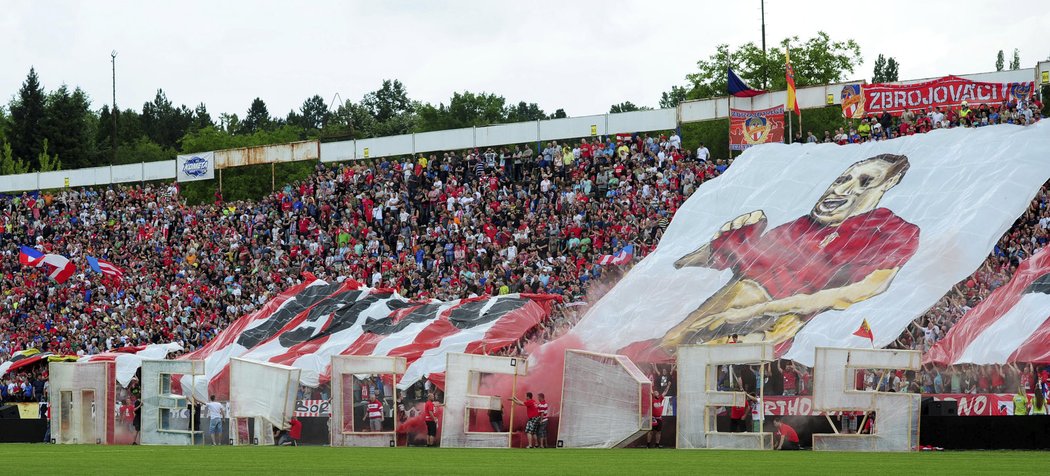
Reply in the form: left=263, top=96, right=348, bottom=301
left=319, top=109, right=677, bottom=163
left=0, top=63, right=1046, bottom=194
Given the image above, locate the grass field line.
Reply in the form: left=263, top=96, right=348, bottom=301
left=1, top=445, right=1043, bottom=475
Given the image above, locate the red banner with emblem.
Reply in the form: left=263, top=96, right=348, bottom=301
left=729, top=106, right=785, bottom=151
left=847, top=75, right=1035, bottom=117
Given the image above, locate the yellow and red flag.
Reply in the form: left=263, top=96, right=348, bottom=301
left=785, top=49, right=800, bottom=116
left=853, top=318, right=874, bottom=342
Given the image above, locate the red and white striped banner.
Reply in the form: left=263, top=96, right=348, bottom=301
left=180, top=279, right=560, bottom=400
left=926, top=249, right=1050, bottom=366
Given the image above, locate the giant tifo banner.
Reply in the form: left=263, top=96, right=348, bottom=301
left=926, top=249, right=1050, bottom=365
left=841, top=75, right=1035, bottom=117
left=569, top=122, right=1050, bottom=366
left=179, top=279, right=559, bottom=401
left=729, top=106, right=785, bottom=151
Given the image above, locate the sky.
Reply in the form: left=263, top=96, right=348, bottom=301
left=2, top=0, right=1048, bottom=119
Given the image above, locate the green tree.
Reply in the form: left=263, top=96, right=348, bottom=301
left=240, top=97, right=273, bottom=134
left=95, top=104, right=114, bottom=160
left=1010, top=48, right=1021, bottom=70
left=325, top=100, right=376, bottom=140
left=0, top=107, right=8, bottom=144
left=548, top=109, right=567, bottom=119
left=678, top=32, right=862, bottom=100
left=115, top=137, right=173, bottom=165
left=505, top=101, right=546, bottom=122
left=297, top=95, right=330, bottom=130
left=180, top=124, right=310, bottom=154
left=884, top=58, right=899, bottom=82
left=8, top=67, right=47, bottom=168
left=872, top=54, right=887, bottom=82
left=43, top=85, right=95, bottom=169
left=141, top=89, right=194, bottom=150
left=659, top=85, right=689, bottom=108
left=996, top=50, right=1005, bottom=72
left=361, top=80, right=412, bottom=123
left=191, top=103, right=214, bottom=132
left=36, top=138, right=61, bottom=172
left=0, top=140, right=30, bottom=175
left=360, top=80, right=416, bottom=136
left=218, top=113, right=240, bottom=134
left=416, top=91, right=509, bottom=132
left=609, top=101, right=652, bottom=113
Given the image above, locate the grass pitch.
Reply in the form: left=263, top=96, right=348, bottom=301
left=3, top=445, right=1039, bottom=475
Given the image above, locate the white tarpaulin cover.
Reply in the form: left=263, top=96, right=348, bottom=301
left=79, top=342, right=184, bottom=387
left=229, top=358, right=300, bottom=430
left=559, top=350, right=651, bottom=448
left=571, top=122, right=1050, bottom=365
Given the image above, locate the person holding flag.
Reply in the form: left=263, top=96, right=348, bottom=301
left=86, top=256, right=125, bottom=280
left=598, top=244, right=634, bottom=266
left=18, top=246, right=75, bottom=283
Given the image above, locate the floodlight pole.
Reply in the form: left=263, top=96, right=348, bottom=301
left=760, top=0, right=767, bottom=90
left=111, top=50, right=118, bottom=165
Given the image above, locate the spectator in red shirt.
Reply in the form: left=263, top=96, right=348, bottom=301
left=773, top=417, right=800, bottom=450
left=647, top=389, right=665, bottom=448
left=120, top=398, right=135, bottom=431
left=512, top=392, right=540, bottom=448
left=424, top=393, right=441, bottom=447
left=278, top=417, right=302, bottom=446
left=780, top=362, right=800, bottom=396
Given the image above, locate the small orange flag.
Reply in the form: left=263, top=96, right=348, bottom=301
left=853, top=318, right=874, bottom=342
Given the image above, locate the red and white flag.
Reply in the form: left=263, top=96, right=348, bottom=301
left=926, top=249, right=1050, bottom=366
left=599, top=245, right=634, bottom=266
left=87, top=256, right=124, bottom=279
left=180, top=279, right=560, bottom=401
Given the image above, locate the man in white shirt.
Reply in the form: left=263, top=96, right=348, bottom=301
left=205, top=395, right=225, bottom=445
left=669, top=133, right=682, bottom=150
left=696, top=143, right=710, bottom=162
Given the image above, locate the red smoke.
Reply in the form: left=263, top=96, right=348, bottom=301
left=393, top=334, right=589, bottom=447
left=475, top=333, right=586, bottom=446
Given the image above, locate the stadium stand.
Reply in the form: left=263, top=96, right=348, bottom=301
left=0, top=98, right=1046, bottom=407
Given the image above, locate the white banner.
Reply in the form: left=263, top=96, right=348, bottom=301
left=176, top=151, right=215, bottom=182
left=571, top=122, right=1050, bottom=366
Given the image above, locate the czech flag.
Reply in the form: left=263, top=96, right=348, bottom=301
left=599, top=245, right=635, bottom=266
left=18, top=246, right=44, bottom=266
left=87, top=256, right=125, bottom=279
left=728, top=68, right=767, bottom=97
left=19, top=246, right=75, bottom=283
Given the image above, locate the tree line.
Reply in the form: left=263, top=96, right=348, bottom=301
left=9, top=31, right=1029, bottom=176
left=0, top=72, right=573, bottom=174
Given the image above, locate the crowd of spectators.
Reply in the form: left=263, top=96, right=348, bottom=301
left=0, top=130, right=711, bottom=395
left=1, top=96, right=1047, bottom=405
left=798, top=98, right=1042, bottom=144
